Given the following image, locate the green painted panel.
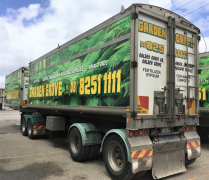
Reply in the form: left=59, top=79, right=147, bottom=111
left=28, top=39, right=130, bottom=106
left=5, top=79, right=21, bottom=104
left=30, top=15, right=131, bottom=73
left=6, top=70, right=22, bottom=83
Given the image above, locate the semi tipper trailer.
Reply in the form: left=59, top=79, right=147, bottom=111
left=7, top=4, right=201, bottom=180
left=5, top=67, right=29, bottom=110
left=198, top=52, right=209, bottom=141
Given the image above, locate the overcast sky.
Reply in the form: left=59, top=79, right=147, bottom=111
left=0, top=0, right=209, bottom=88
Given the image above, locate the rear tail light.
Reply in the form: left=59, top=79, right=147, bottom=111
left=139, top=130, right=143, bottom=136
left=183, top=127, right=186, bottom=131
left=193, top=126, right=195, bottom=130
left=190, top=126, right=192, bottom=131
left=129, top=131, right=133, bottom=137
left=144, top=130, right=148, bottom=135
left=134, top=131, right=139, bottom=137
left=186, top=127, right=189, bottom=131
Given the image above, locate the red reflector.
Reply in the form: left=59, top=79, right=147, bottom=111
left=136, top=117, right=140, bottom=119
left=134, top=131, right=139, bottom=137
left=144, top=130, right=148, bottom=136
left=183, top=127, right=186, bottom=131
left=190, top=127, right=192, bottom=131
left=175, top=116, right=178, bottom=118
left=164, top=116, right=168, bottom=118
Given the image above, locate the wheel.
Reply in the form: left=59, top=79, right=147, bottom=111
left=20, top=113, right=23, bottom=130
left=103, top=135, right=135, bottom=180
left=185, top=155, right=197, bottom=166
left=27, top=119, right=35, bottom=139
left=88, top=144, right=100, bottom=160
left=132, top=171, right=147, bottom=179
left=68, top=127, right=90, bottom=162
left=21, top=116, right=28, bottom=136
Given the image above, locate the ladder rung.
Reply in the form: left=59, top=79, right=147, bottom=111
left=184, top=63, right=195, bottom=67
left=184, top=97, right=198, bottom=100
left=188, top=114, right=198, bottom=117
left=188, top=52, right=195, bottom=55
left=189, top=86, right=198, bottom=88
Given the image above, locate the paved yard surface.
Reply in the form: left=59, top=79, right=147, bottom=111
left=0, top=110, right=209, bottom=180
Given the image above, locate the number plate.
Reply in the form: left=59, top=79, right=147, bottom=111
left=160, top=127, right=171, bottom=133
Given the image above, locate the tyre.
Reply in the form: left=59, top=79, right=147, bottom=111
left=103, top=135, right=135, bottom=180
left=27, top=119, right=35, bottom=139
left=20, top=113, right=23, bottom=130
left=88, top=144, right=100, bottom=160
left=185, top=155, right=197, bottom=166
left=68, top=127, right=90, bottom=162
left=21, top=116, right=28, bottom=136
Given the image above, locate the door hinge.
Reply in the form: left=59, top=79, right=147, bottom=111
left=131, top=12, right=138, bottom=19
left=21, top=87, right=23, bottom=90
left=131, top=61, right=137, bottom=68
left=197, top=35, right=201, bottom=41
left=198, top=69, right=202, bottom=74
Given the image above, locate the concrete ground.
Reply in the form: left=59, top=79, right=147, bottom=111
left=0, top=110, right=209, bottom=180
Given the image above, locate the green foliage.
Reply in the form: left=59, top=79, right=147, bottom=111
left=29, top=39, right=130, bottom=107
left=199, top=56, right=209, bottom=67
left=199, top=68, right=209, bottom=107
left=5, top=80, right=21, bottom=104
left=30, top=15, right=131, bottom=73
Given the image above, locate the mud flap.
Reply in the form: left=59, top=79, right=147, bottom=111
left=152, top=149, right=186, bottom=179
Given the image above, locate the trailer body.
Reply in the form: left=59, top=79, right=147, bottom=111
left=5, top=67, right=29, bottom=110
left=198, top=52, right=209, bottom=140
left=17, top=4, right=201, bottom=180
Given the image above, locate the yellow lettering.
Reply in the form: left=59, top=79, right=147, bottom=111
left=148, top=23, right=153, bottom=35
left=42, top=85, right=45, bottom=97
left=58, top=81, right=62, bottom=96
left=154, top=25, right=158, bottom=36
left=180, top=35, right=183, bottom=45
left=29, top=88, right=32, bottom=98
left=51, top=83, right=55, bottom=96
left=48, top=83, right=51, bottom=97
left=191, top=38, right=193, bottom=48
left=162, top=28, right=166, bottom=39
left=184, top=36, right=187, bottom=45
left=138, top=20, right=143, bottom=32
left=55, top=82, right=59, bottom=96
left=39, top=85, right=42, bottom=97
left=144, top=22, right=148, bottom=33
left=46, top=84, right=49, bottom=97
left=176, top=34, right=180, bottom=44
left=157, top=26, right=162, bottom=37
left=37, top=86, right=39, bottom=97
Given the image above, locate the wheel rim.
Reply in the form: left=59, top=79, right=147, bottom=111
left=22, top=119, right=25, bottom=132
left=28, top=120, right=32, bottom=135
left=108, top=144, right=124, bottom=172
left=70, top=133, right=80, bottom=154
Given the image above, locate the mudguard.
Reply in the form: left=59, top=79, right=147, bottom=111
left=23, top=115, right=45, bottom=127
left=184, top=131, right=201, bottom=160
left=101, top=129, right=132, bottom=162
left=23, top=115, right=46, bottom=135
left=127, top=133, right=153, bottom=173
left=69, top=123, right=102, bottom=146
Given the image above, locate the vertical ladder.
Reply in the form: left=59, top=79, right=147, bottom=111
left=185, top=31, right=198, bottom=116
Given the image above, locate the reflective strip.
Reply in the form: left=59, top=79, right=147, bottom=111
left=187, top=141, right=200, bottom=149
left=33, top=126, right=46, bottom=129
left=132, top=149, right=153, bottom=159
